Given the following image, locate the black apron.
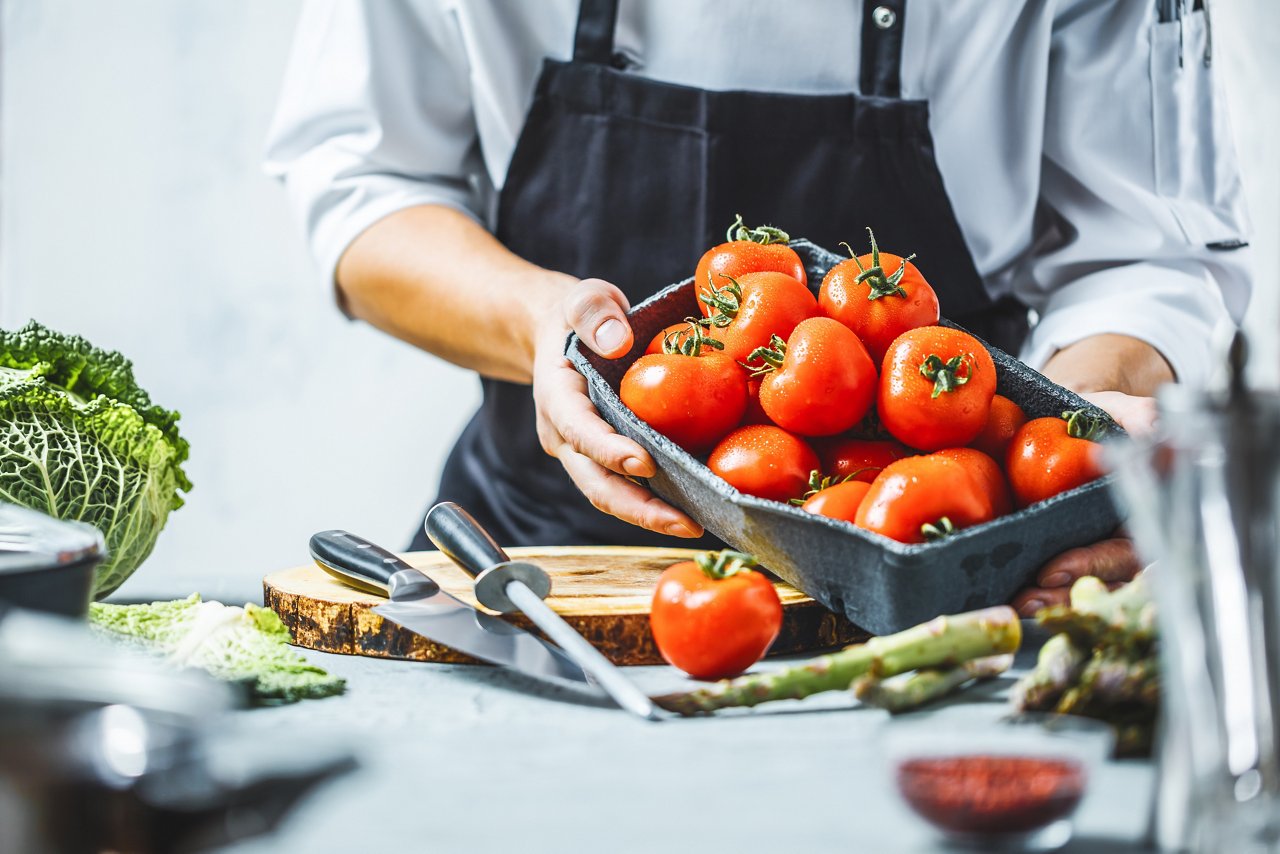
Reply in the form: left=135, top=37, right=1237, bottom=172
left=409, top=0, right=1028, bottom=551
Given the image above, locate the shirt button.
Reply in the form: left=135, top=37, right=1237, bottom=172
left=872, top=6, right=897, bottom=29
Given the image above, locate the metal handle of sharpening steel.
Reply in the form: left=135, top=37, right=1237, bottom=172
left=504, top=581, right=661, bottom=721
left=424, top=501, right=661, bottom=721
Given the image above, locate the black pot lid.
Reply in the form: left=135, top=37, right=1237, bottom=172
left=0, top=503, right=104, bottom=574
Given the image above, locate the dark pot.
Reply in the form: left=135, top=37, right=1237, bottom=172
left=0, top=504, right=104, bottom=618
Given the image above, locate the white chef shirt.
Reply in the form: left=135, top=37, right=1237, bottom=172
left=264, top=0, right=1252, bottom=386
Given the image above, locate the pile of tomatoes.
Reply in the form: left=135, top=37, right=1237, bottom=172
left=620, top=218, right=1107, bottom=545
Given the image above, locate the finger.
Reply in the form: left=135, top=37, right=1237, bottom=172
left=558, top=449, right=702, bottom=537
left=1011, top=586, right=1070, bottom=618
left=534, top=358, right=656, bottom=478
left=564, top=278, right=634, bottom=359
left=1036, top=538, right=1142, bottom=587
left=1080, top=391, right=1159, bottom=437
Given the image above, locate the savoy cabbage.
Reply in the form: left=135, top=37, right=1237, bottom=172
left=91, top=594, right=346, bottom=703
left=0, top=320, right=191, bottom=596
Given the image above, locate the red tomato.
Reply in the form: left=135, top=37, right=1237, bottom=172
left=741, top=376, right=773, bottom=426
left=855, top=454, right=996, bottom=544
left=878, top=326, right=996, bottom=451
left=801, top=479, right=872, bottom=524
left=700, top=271, right=819, bottom=364
left=650, top=550, right=783, bottom=680
left=818, top=229, right=940, bottom=362
left=707, top=425, right=819, bottom=503
left=645, top=320, right=722, bottom=356
left=695, top=215, right=806, bottom=318
left=969, top=394, right=1028, bottom=460
left=816, top=437, right=912, bottom=483
left=750, top=317, right=877, bottom=437
left=933, top=447, right=1012, bottom=517
left=620, top=353, right=747, bottom=454
left=1006, top=409, right=1107, bottom=507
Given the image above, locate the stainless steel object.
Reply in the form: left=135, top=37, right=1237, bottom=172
left=309, top=529, right=590, bottom=685
left=0, top=606, right=353, bottom=853
left=424, top=502, right=661, bottom=721
left=0, top=504, right=104, bottom=617
left=1110, top=331, right=1280, bottom=852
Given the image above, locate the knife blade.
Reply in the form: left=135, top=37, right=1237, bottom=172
left=423, top=502, right=661, bottom=721
left=308, top=530, right=589, bottom=685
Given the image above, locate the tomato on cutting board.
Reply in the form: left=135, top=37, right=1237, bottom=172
left=855, top=453, right=997, bottom=544
left=620, top=336, right=747, bottom=453
left=650, top=549, right=783, bottom=680
left=700, top=271, right=819, bottom=364
left=816, top=436, right=912, bottom=483
left=1006, top=409, right=1108, bottom=507
left=817, top=229, right=940, bottom=363
left=968, top=394, right=1027, bottom=460
left=707, top=424, right=819, bottom=503
left=694, top=215, right=807, bottom=319
left=747, top=317, right=878, bottom=437
left=878, top=326, right=996, bottom=451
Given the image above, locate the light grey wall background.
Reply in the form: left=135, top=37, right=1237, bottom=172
left=1, top=0, right=1277, bottom=604
left=0, top=0, right=480, bottom=602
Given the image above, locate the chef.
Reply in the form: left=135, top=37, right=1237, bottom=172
left=265, top=0, right=1250, bottom=613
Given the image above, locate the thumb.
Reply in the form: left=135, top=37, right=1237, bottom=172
left=565, top=278, right=634, bottom=359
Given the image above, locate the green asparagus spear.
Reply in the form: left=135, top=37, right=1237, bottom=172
left=1113, top=722, right=1155, bottom=758
left=1011, top=633, right=1087, bottom=712
left=654, top=606, right=1021, bottom=716
left=1056, top=653, right=1160, bottom=716
left=853, top=654, right=1014, bottom=713
left=1040, top=574, right=1156, bottom=651
left=1009, top=574, right=1160, bottom=758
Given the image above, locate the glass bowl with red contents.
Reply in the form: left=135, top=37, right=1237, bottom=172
left=885, top=714, right=1114, bottom=851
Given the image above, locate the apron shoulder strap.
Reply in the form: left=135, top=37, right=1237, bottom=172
left=861, top=0, right=907, bottom=98
left=573, top=0, right=620, bottom=65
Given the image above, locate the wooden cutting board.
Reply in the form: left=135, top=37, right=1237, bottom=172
left=265, top=546, right=866, bottom=666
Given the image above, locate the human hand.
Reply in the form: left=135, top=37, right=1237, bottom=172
left=1010, top=537, right=1142, bottom=617
left=1079, top=390, right=1158, bottom=437
left=1007, top=392, right=1155, bottom=616
left=531, top=278, right=704, bottom=538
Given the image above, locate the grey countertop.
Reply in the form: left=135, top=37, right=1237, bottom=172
left=211, top=646, right=1154, bottom=854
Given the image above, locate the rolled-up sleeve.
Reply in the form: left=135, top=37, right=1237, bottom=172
left=1016, top=0, right=1253, bottom=386
left=263, top=0, right=482, bottom=294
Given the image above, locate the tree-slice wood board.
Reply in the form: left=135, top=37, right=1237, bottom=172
left=265, top=546, right=867, bottom=666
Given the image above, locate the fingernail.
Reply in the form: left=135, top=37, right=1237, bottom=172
left=594, top=319, right=626, bottom=352
left=666, top=522, right=697, bottom=538
left=622, top=456, right=649, bottom=477
left=1042, top=572, right=1070, bottom=587
left=1022, top=599, right=1046, bottom=613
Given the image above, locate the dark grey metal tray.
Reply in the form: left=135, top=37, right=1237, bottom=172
left=568, top=240, right=1123, bottom=634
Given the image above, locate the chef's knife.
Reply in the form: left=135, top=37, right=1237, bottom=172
left=424, top=502, right=661, bottom=721
left=308, top=530, right=589, bottom=685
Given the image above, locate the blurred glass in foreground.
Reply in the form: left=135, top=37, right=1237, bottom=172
left=1111, top=332, right=1280, bottom=853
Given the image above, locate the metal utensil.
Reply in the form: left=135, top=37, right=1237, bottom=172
left=309, top=530, right=589, bottom=685
left=0, top=607, right=353, bottom=854
left=0, top=504, right=103, bottom=618
left=423, top=502, right=661, bottom=721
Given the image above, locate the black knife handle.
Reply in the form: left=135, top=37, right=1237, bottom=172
left=309, top=530, right=439, bottom=600
left=423, top=502, right=509, bottom=579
